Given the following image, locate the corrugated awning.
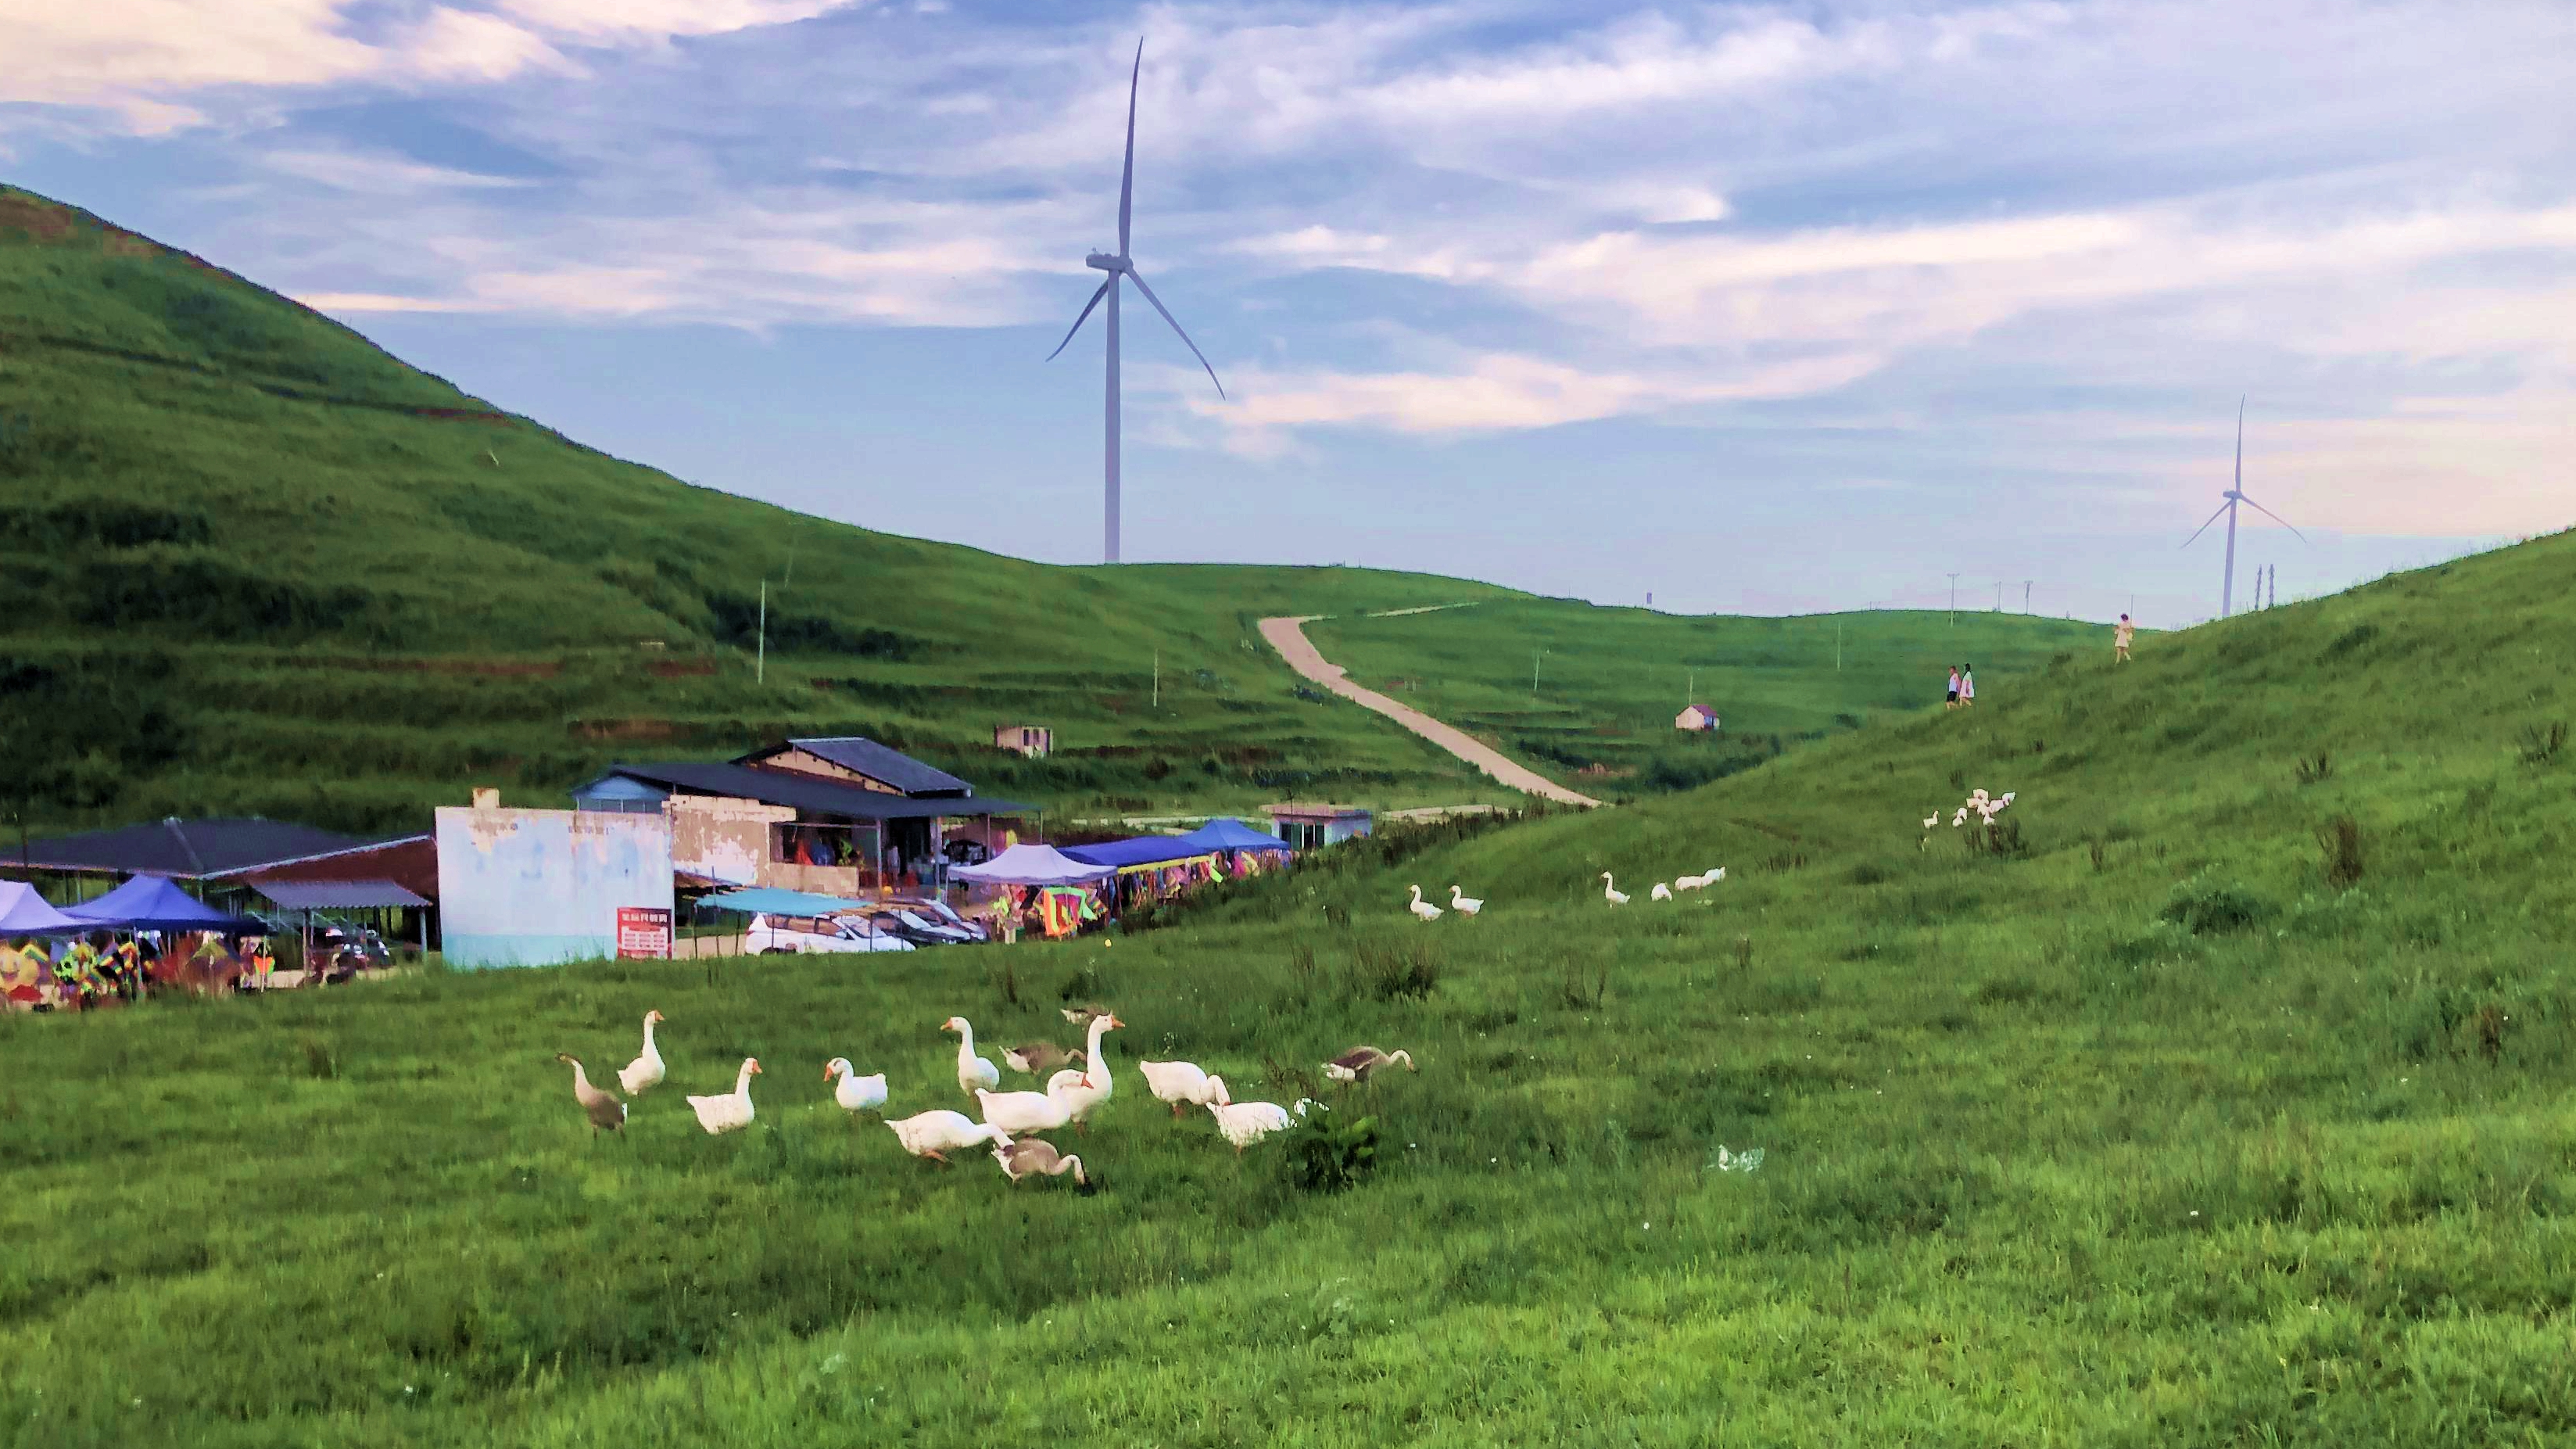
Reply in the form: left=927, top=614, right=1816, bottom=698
left=251, top=879, right=429, bottom=909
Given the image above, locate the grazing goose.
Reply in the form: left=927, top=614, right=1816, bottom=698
left=1600, top=873, right=1629, bottom=906
left=1206, top=1096, right=1318, bottom=1153
left=941, top=1017, right=1002, bottom=1095
left=887, top=1109, right=1011, bottom=1164
left=617, top=1010, right=666, bottom=1096
left=1922, top=814, right=1940, bottom=830
left=1324, top=1046, right=1417, bottom=1083
left=1138, top=1059, right=1229, bottom=1117
left=1042, top=1012, right=1124, bottom=1130
left=1002, top=1041, right=1085, bottom=1076
left=1448, top=886, right=1483, bottom=916
left=1650, top=881, right=1673, bottom=902
left=1406, top=885, right=1443, bottom=922
left=992, top=1137, right=1093, bottom=1190
left=824, top=1057, right=887, bottom=1114
left=686, top=1057, right=761, bottom=1135
left=556, top=1053, right=625, bottom=1135
left=975, top=1073, right=1087, bottom=1135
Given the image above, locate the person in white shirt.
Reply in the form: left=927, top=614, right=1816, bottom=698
left=1960, top=664, right=1976, bottom=707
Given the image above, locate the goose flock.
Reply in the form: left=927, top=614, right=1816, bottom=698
left=1589, top=869, right=1722, bottom=909
left=552, top=1007, right=1413, bottom=1183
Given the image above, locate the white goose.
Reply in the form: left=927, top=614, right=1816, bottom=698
left=975, top=1074, right=1087, bottom=1135
left=1042, top=1011, right=1123, bottom=1129
left=1601, top=873, right=1629, bottom=906
left=1448, top=885, right=1483, bottom=916
left=1922, top=813, right=1940, bottom=830
left=941, top=1016, right=1001, bottom=1095
left=1650, top=881, right=1673, bottom=902
left=1406, top=885, right=1443, bottom=922
left=617, top=1010, right=666, bottom=1096
left=824, top=1057, right=887, bottom=1114
left=1138, top=1058, right=1230, bottom=1117
left=887, top=1109, right=1011, bottom=1164
left=686, top=1057, right=761, bottom=1135
left=1206, top=1095, right=1319, bottom=1153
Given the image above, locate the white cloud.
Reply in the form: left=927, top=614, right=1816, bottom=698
left=496, top=0, right=859, bottom=43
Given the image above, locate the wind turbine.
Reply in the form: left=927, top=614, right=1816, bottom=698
left=1046, top=40, right=1226, bottom=565
left=2184, top=396, right=2306, bottom=617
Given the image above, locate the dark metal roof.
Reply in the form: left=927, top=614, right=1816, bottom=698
left=9, top=818, right=407, bottom=881
left=746, top=737, right=974, bottom=798
left=597, top=762, right=1028, bottom=820
left=251, top=879, right=430, bottom=910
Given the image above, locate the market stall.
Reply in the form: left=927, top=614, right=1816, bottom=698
left=951, top=845, right=1115, bottom=940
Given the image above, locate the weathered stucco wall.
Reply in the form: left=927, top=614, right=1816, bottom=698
left=435, top=807, right=674, bottom=969
left=665, top=795, right=792, bottom=888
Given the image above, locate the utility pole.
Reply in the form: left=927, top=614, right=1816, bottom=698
left=1836, top=619, right=1843, bottom=672
left=1947, top=573, right=1961, bottom=626
left=2022, top=579, right=2033, bottom=613
left=1152, top=649, right=1159, bottom=708
left=1995, top=581, right=2004, bottom=612
left=756, top=579, right=766, bottom=685
left=1532, top=650, right=1542, bottom=698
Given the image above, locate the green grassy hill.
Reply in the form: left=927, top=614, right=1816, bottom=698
left=4, top=523, right=2567, bottom=1443
left=1306, top=601, right=2102, bottom=799
left=0, top=184, right=1540, bottom=831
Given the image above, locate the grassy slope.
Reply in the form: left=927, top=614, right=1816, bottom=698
left=5, top=529, right=2571, bottom=1445
left=1307, top=601, right=2102, bottom=800
left=0, top=185, right=1528, bottom=831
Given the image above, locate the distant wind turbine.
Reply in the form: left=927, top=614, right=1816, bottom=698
left=2184, top=396, right=2306, bottom=617
left=1046, top=40, right=1227, bottom=566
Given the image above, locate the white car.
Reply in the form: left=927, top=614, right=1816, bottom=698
left=744, top=913, right=915, bottom=955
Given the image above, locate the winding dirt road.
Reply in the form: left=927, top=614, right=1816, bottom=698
left=1259, top=615, right=1602, bottom=809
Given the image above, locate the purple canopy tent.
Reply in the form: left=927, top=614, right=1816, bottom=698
left=0, top=881, right=86, bottom=937
left=949, top=844, right=1114, bottom=887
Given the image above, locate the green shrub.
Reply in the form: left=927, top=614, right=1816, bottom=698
left=1282, top=1109, right=1379, bottom=1194
left=2159, top=873, right=2272, bottom=935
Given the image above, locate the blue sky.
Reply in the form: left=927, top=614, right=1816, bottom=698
left=4, top=0, right=2571, bottom=622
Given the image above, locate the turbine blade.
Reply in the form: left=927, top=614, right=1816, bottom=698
left=2235, top=493, right=2308, bottom=543
left=2181, top=498, right=2230, bottom=549
left=1126, top=268, right=1225, bottom=398
left=1118, top=40, right=1141, bottom=255
left=2235, top=394, right=2245, bottom=492
left=1044, top=278, right=1114, bottom=361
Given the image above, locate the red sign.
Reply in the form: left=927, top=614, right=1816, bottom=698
left=615, top=907, right=672, bottom=959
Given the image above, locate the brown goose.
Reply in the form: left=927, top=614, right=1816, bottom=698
left=1324, top=1046, right=1417, bottom=1083
left=1002, top=1041, right=1087, bottom=1075
left=991, top=1137, right=1092, bottom=1190
left=1059, top=1002, right=1112, bottom=1027
left=556, top=1053, right=627, bottom=1134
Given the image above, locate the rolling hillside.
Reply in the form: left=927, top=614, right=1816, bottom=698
left=0, top=182, right=2101, bottom=836
left=4, top=522, right=2568, bottom=1443
left=0, top=184, right=1533, bottom=831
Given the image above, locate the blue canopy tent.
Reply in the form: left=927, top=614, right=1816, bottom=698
left=1177, top=818, right=1292, bottom=854
left=1059, top=835, right=1216, bottom=870
left=63, top=874, right=263, bottom=934
left=695, top=887, right=884, bottom=916
left=0, top=881, right=88, bottom=937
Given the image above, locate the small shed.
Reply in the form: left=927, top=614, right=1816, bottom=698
left=994, top=724, right=1053, bottom=759
left=1675, top=704, right=1720, bottom=732
left=1263, top=803, right=1372, bottom=851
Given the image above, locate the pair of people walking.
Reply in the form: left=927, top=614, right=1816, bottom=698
left=1946, top=664, right=1976, bottom=709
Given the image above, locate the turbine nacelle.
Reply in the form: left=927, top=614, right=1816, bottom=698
left=1085, top=253, right=1130, bottom=273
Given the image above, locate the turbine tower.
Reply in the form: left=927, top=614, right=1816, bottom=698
left=2184, top=396, right=2306, bottom=617
left=1047, top=41, right=1226, bottom=565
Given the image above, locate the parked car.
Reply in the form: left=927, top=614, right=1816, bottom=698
left=855, top=909, right=972, bottom=948
left=883, top=897, right=991, bottom=943
left=745, top=913, right=915, bottom=955
left=942, top=840, right=991, bottom=866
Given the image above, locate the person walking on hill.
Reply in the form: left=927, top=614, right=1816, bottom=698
left=2114, top=614, right=2135, bottom=663
left=1946, top=666, right=1961, bottom=710
left=1960, top=664, right=1976, bottom=708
